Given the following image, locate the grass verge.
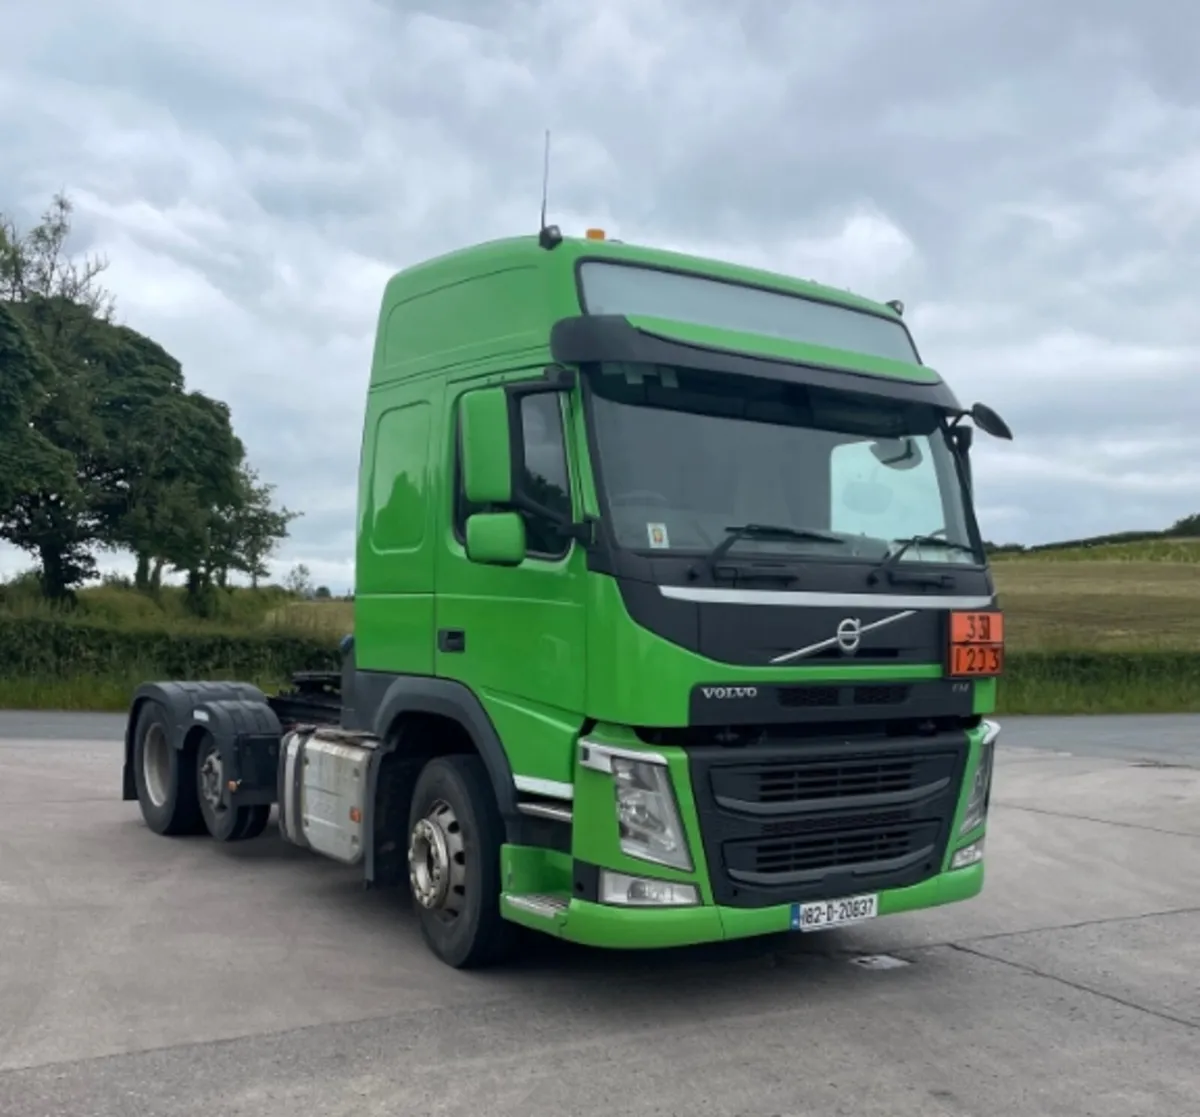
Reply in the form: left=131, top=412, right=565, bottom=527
left=0, top=671, right=290, bottom=713
left=1, top=563, right=1197, bottom=716
left=4, top=654, right=1197, bottom=716
left=997, top=652, right=1200, bottom=715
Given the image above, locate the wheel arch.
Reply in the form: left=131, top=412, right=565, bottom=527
left=122, top=681, right=266, bottom=801
left=370, top=675, right=519, bottom=821
left=359, top=674, right=520, bottom=887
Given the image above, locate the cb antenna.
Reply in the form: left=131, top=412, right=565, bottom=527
left=537, top=129, right=563, bottom=250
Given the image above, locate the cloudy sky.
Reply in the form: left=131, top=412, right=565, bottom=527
left=3, top=0, right=1198, bottom=589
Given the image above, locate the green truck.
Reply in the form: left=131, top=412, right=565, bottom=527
left=121, top=227, right=1011, bottom=968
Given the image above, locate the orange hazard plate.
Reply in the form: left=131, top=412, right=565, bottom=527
left=949, top=643, right=1004, bottom=677
left=949, top=611, right=1004, bottom=645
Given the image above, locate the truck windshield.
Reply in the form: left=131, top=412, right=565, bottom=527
left=585, top=362, right=980, bottom=568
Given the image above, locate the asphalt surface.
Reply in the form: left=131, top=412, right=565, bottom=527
left=1, top=711, right=1198, bottom=1116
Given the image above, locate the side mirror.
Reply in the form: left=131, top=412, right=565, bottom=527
left=466, top=511, right=526, bottom=566
left=461, top=387, right=513, bottom=505
left=968, top=403, right=1013, bottom=441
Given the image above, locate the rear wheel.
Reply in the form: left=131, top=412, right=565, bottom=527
left=407, top=755, right=517, bottom=969
left=196, top=735, right=271, bottom=842
left=232, top=804, right=272, bottom=841
left=132, top=702, right=203, bottom=836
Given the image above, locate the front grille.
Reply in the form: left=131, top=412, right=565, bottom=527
left=778, top=686, right=839, bottom=708
left=777, top=684, right=910, bottom=710
left=687, top=732, right=967, bottom=908
left=725, top=819, right=940, bottom=886
left=710, top=748, right=955, bottom=815
left=754, top=754, right=923, bottom=804
left=854, top=684, right=910, bottom=706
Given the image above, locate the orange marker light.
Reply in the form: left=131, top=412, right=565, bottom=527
left=585, top=228, right=606, bottom=240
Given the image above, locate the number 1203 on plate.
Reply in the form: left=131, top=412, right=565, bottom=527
left=790, top=893, right=879, bottom=932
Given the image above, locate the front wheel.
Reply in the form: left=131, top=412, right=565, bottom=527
left=406, top=755, right=517, bottom=969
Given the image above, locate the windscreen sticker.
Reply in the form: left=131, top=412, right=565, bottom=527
left=647, top=522, right=670, bottom=549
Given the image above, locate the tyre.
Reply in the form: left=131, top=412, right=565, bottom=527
left=232, top=804, right=272, bottom=841
left=196, top=734, right=270, bottom=842
left=406, top=754, right=517, bottom=969
left=132, top=701, right=203, bottom=836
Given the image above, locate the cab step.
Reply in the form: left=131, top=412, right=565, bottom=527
left=502, top=892, right=570, bottom=920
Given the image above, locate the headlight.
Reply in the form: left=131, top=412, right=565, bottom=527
left=579, top=741, right=694, bottom=872
left=959, top=719, right=999, bottom=834
left=611, top=756, right=693, bottom=871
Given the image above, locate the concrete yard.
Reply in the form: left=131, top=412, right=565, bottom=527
left=1, top=711, right=1197, bottom=1115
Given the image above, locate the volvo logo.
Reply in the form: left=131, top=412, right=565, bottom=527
left=769, top=609, right=918, bottom=666
left=835, top=617, right=862, bottom=654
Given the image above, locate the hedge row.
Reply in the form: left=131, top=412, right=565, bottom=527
left=996, top=650, right=1200, bottom=714
left=1, top=617, right=1197, bottom=715
left=1001, top=650, right=1200, bottom=686
left=0, top=616, right=340, bottom=681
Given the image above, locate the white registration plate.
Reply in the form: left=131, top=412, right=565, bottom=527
left=791, top=893, right=878, bottom=932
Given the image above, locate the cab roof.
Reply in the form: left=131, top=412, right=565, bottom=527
left=383, top=232, right=902, bottom=324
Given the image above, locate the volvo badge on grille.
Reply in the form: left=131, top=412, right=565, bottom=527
left=835, top=617, right=862, bottom=653
left=770, top=610, right=917, bottom=666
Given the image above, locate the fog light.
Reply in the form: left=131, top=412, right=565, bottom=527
left=951, top=839, right=985, bottom=869
left=599, top=870, right=699, bottom=907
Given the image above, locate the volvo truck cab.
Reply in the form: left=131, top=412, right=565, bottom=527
left=122, top=231, right=1011, bottom=968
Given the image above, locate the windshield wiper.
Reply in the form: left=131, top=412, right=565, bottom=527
left=706, top=523, right=845, bottom=580
left=868, top=532, right=977, bottom=585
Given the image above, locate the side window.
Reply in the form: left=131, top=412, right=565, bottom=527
left=371, top=401, right=431, bottom=553
left=452, top=392, right=574, bottom=559
left=829, top=435, right=945, bottom=541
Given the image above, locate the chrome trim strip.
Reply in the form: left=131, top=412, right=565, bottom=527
left=578, top=739, right=669, bottom=774
left=516, top=801, right=574, bottom=824
left=513, top=775, right=574, bottom=801
left=769, top=609, right=917, bottom=665
left=659, top=586, right=994, bottom=609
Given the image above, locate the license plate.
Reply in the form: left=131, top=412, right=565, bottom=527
left=790, top=893, right=879, bottom=932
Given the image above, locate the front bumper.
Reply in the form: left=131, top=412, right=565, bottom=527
left=502, top=860, right=984, bottom=949
left=500, top=717, right=997, bottom=948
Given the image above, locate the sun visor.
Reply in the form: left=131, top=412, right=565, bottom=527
left=549, top=314, right=962, bottom=412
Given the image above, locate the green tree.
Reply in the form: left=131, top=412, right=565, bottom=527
left=1167, top=513, right=1200, bottom=538
left=284, top=563, right=314, bottom=597
left=0, top=298, right=107, bottom=597
left=2, top=192, right=299, bottom=605
left=208, top=463, right=300, bottom=590
left=86, top=327, right=247, bottom=595
left=0, top=196, right=115, bottom=597
left=0, top=303, right=61, bottom=513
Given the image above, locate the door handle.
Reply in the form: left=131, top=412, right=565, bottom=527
left=438, top=629, right=466, bottom=654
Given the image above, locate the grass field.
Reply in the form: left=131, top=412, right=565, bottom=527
left=993, top=560, right=1200, bottom=652
left=262, top=559, right=1200, bottom=654
left=1, top=551, right=1198, bottom=714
